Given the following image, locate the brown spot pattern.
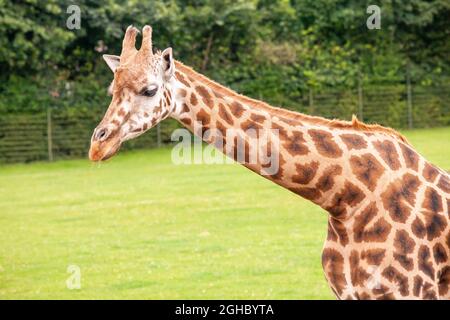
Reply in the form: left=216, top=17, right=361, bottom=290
left=250, top=114, right=266, bottom=123
left=269, top=155, right=286, bottom=181
left=177, top=88, right=187, bottom=97
left=421, top=187, right=447, bottom=241
left=182, top=103, right=190, bottom=113
left=279, top=116, right=299, bottom=126
left=289, top=186, right=321, bottom=202
left=372, top=284, right=395, bottom=299
left=361, top=249, right=386, bottom=265
left=393, top=230, right=415, bottom=271
left=373, top=140, right=401, bottom=170
left=415, top=279, right=437, bottom=299
left=423, top=163, right=439, bottom=182
left=215, top=121, right=227, bottom=138
left=438, top=175, right=450, bottom=193
left=308, top=129, right=343, bottom=158
left=411, top=217, right=426, bottom=238
left=282, top=131, right=309, bottom=156
left=190, top=93, right=198, bottom=106
left=382, top=266, right=409, bottom=296
left=356, top=292, right=371, bottom=300
left=175, top=71, right=191, bottom=87
left=329, top=218, right=349, bottom=246
left=326, top=220, right=338, bottom=242
left=229, top=101, right=245, bottom=118
left=272, top=123, right=288, bottom=139
left=181, top=118, right=192, bottom=126
left=240, top=119, right=262, bottom=134
left=400, top=143, right=419, bottom=171
left=154, top=102, right=162, bottom=114
left=353, top=202, right=391, bottom=243
left=213, top=90, right=224, bottom=99
left=423, top=187, right=443, bottom=214
left=322, top=248, right=347, bottom=295
left=433, top=243, right=448, bottom=264
left=413, top=275, right=423, bottom=297
left=233, top=137, right=251, bottom=164
left=350, top=154, right=384, bottom=191
left=340, top=133, right=367, bottom=150
left=438, top=266, right=450, bottom=296
left=160, top=109, right=169, bottom=119
left=195, top=86, right=213, bottom=108
left=164, top=90, right=172, bottom=106
left=292, top=161, right=319, bottom=185
left=423, top=211, right=447, bottom=241
left=381, top=173, right=420, bottom=223
left=418, top=245, right=435, bottom=280
left=326, top=181, right=365, bottom=218
left=316, top=165, right=342, bottom=192
left=350, top=250, right=371, bottom=286
left=117, top=108, right=126, bottom=117
left=218, top=103, right=234, bottom=125
left=423, top=282, right=439, bottom=299
left=196, top=109, right=211, bottom=135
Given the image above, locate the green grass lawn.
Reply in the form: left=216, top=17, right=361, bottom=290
left=0, top=127, right=449, bottom=300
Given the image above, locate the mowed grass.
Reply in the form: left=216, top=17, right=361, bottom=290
left=0, top=127, right=449, bottom=300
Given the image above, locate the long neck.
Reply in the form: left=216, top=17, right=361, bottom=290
left=169, top=61, right=395, bottom=219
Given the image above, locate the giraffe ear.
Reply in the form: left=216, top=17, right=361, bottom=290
left=161, top=47, right=174, bottom=81
left=103, top=54, right=120, bottom=73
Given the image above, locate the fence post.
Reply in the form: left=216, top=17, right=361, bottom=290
left=308, top=87, right=314, bottom=114
left=406, top=63, right=413, bottom=129
left=47, top=106, right=54, bottom=161
left=358, top=73, right=364, bottom=121
left=156, top=123, right=161, bottom=148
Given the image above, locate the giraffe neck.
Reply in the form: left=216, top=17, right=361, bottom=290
left=168, top=64, right=450, bottom=299
left=169, top=61, right=399, bottom=219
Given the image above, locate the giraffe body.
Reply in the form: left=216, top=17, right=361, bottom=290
left=89, top=26, right=450, bottom=299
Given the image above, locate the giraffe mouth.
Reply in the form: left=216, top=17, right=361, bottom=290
left=89, top=139, right=122, bottom=162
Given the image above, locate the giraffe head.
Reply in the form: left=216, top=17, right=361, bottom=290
left=89, top=25, right=175, bottom=161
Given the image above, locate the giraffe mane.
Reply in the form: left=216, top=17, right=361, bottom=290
left=174, top=61, right=410, bottom=145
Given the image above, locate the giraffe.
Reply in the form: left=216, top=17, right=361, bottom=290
left=89, top=25, right=450, bottom=299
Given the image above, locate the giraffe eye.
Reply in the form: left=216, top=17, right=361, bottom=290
left=141, top=87, right=158, bottom=97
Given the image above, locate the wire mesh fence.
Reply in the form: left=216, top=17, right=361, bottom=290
left=0, top=83, right=449, bottom=164
left=278, top=85, right=450, bottom=129
left=0, top=110, right=179, bottom=163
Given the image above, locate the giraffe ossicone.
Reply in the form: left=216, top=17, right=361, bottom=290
left=89, top=25, right=450, bottom=300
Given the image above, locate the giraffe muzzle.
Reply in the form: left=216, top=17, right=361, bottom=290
left=89, top=125, right=122, bottom=162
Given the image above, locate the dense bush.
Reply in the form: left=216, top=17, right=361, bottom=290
left=1, top=0, right=449, bottom=112
left=0, top=0, right=449, bottom=162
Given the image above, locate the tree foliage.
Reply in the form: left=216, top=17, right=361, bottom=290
left=0, top=0, right=448, bottom=113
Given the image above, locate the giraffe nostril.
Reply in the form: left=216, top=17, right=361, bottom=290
left=95, top=127, right=109, bottom=141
